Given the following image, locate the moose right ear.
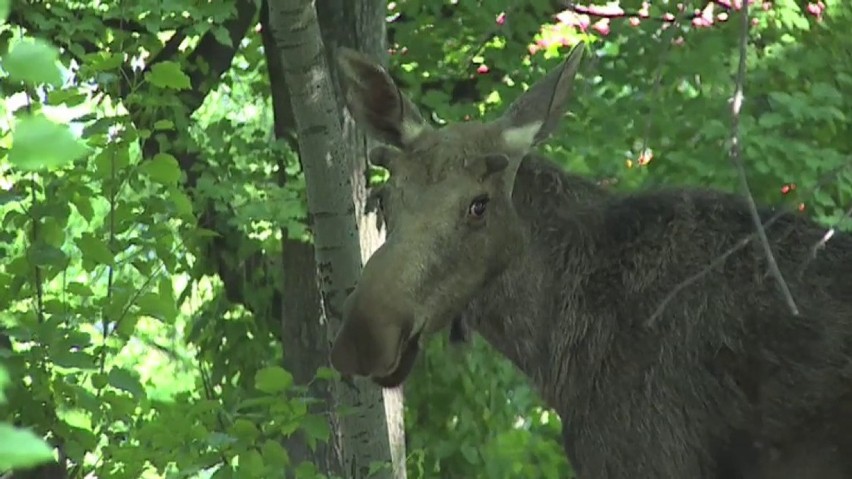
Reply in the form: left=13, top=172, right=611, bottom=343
left=337, top=48, right=431, bottom=149
left=498, top=42, right=585, bottom=153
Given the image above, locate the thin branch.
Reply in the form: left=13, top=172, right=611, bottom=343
left=643, top=158, right=851, bottom=327
left=727, top=0, right=799, bottom=317
left=811, top=203, right=852, bottom=258
left=563, top=1, right=712, bottom=23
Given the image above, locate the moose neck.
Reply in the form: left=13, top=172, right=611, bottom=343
left=463, top=153, right=610, bottom=412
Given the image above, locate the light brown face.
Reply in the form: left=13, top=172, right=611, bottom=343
left=329, top=43, right=586, bottom=387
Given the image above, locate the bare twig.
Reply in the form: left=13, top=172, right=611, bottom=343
left=728, top=1, right=799, bottom=317
left=811, top=203, right=852, bottom=258
left=563, top=0, right=713, bottom=23
left=646, top=0, right=805, bottom=328
left=644, top=160, right=851, bottom=327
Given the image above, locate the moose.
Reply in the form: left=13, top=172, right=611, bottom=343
left=328, top=43, right=852, bottom=478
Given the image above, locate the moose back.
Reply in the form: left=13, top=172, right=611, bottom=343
left=328, top=43, right=852, bottom=478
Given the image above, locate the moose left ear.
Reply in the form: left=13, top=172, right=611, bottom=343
left=337, top=47, right=431, bottom=149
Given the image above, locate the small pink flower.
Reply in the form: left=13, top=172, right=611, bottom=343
left=806, top=1, right=825, bottom=21
left=496, top=12, right=506, bottom=25
left=629, top=17, right=641, bottom=26
left=592, top=19, right=611, bottom=35
left=477, top=64, right=490, bottom=74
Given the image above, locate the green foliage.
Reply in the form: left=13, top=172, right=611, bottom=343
left=0, top=366, right=55, bottom=472
left=2, top=37, right=63, bottom=87
left=0, top=0, right=849, bottom=478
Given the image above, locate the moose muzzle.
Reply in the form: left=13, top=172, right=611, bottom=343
left=329, top=244, right=421, bottom=385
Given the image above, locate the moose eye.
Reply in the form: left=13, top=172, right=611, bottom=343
left=468, top=195, right=489, bottom=219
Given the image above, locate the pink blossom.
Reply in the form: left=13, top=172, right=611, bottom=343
left=592, top=18, right=611, bottom=35
left=477, top=64, right=490, bottom=74
left=807, top=1, right=826, bottom=21
left=582, top=4, right=624, bottom=16
left=496, top=12, right=506, bottom=25
left=692, top=3, right=715, bottom=28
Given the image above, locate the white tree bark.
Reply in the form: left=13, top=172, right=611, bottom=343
left=266, top=1, right=406, bottom=477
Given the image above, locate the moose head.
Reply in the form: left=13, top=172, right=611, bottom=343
left=329, top=43, right=586, bottom=387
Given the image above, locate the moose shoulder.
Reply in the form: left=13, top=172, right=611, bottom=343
left=328, top=43, right=852, bottom=478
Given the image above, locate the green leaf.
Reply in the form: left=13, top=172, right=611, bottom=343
left=314, top=366, right=339, bottom=381
left=153, top=119, right=174, bottom=131
left=76, top=233, right=114, bottom=266
left=107, top=368, right=145, bottom=399
left=241, top=449, right=265, bottom=476
left=90, top=373, right=107, bottom=390
left=142, top=153, right=182, bottom=185
left=0, top=0, right=9, bottom=23
left=212, top=26, right=233, bottom=47
left=294, top=461, right=322, bottom=479
left=2, top=38, right=62, bottom=87
left=136, top=292, right=178, bottom=322
left=71, top=194, right=94, bottom=222
left=147, top=61, right=191, bottom=90
left=300, top=414, right=330, bottom=449
left=0, top=366, right=9, bottom=403
left=28, top=244, right=68, bottom=267
left=168, top=187, right=194, bottom=217
left=0, top=424, right=55, bottom=471
left=229, top=419, right=259, bottom=442
left=50, top=350, right=97, bottom=370
left=8, top=114, right=89, bottom=170
left=254, top=366, right=293, bottom=394
left=461, top=443, right=479, bottom=464
left=261, top=440, right=290, bottom=468
left=366, top=461, right=391, bottom=478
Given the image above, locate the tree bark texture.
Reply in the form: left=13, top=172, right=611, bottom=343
left=266, top=1, right=406, bottom=478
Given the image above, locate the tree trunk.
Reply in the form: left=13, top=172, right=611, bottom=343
left=265, top=1, right=406, bottom=478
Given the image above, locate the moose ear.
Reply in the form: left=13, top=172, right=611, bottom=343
left=498, top=42, right=585, bottom=152
left=337, top=48, right=431, bottom=149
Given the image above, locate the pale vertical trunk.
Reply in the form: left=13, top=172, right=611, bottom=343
left=266, top=1, right=406, bottom=478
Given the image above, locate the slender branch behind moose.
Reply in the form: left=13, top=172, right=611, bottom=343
left=645, top=1, right=814, bottom=327
left=726, top=0, right=799, bottom=317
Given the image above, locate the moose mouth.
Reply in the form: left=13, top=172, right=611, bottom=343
left=371, top=329, right=423, bottom=388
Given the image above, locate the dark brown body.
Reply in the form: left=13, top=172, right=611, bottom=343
left=459, top=153, right=852, bottom=478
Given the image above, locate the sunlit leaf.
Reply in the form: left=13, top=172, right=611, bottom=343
left=300, top=414, right=330, bottom=450
left=107, top=368, right=145, bottom=399
left=76, top=233, right=114, bottom=267
left=2, top=38, right=62, bottom=87
left=136, top=292, right=178, bottom=322
left=254, top=366, right=294, bottom=394
left=0, top=424, right=55, bottom=471
left=147, top=61, right=191, bottom=90
left=8, top=115, right=89, bottom=171
left=141, top=153, right=182, bottom=185
left=0, top=0, right=9, bottom=22
left=50, top=350, right=97, bottom=370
